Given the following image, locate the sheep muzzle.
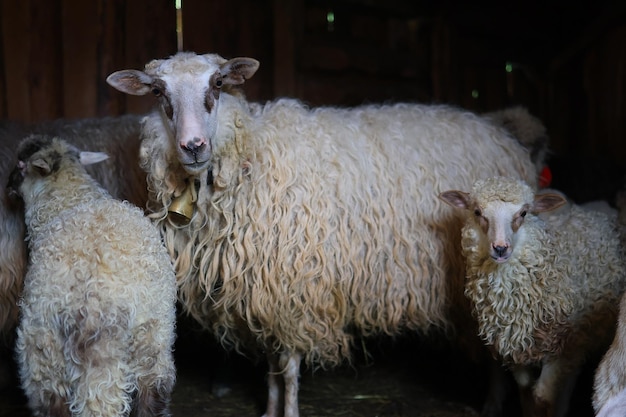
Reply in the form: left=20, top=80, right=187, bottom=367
left=178, top=137, right=211, bottom=174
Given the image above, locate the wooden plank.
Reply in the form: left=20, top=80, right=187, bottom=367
left=0, top=0, right=6, bottom=119
left=28, top=0, right=63, bottom=121
left=429, top=18, right=452, bottom=103
left=96, top=0, right=128, bottom=116
left=62, top=0, right=98, bottom=118
left=272, top=0, right=296, bottom=97
left=1, top=0, right=31, bottom=121
left=584, top=25, right=626, bottom=162
left=181, top=0, right=218, bottom=53
left=124, top=0, right=177, bottom=115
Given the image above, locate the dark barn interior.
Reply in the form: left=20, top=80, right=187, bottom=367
left=1, top=1, right=625, bottom=416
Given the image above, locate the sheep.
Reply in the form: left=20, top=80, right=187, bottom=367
left=594, top=293, right=626, bottom=416
left=439, top=176, right=626, bottom=417
left=592, top=183, right=626, bottom=416
left=595, top=387, right=626, bottom=417
left=483, top=106, right=552, bottom=188
left=7, top=135, right=177, bottom=417
left=106, top=51, right=539, bottom=417
left=0, top=115, right=146, bottom=389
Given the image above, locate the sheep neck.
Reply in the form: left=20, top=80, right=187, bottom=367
left=24, top=166, right=108, bottom=237
left=462, top=220, right=575, bottom=365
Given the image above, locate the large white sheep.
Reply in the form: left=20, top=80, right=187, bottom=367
left=439, top=176, right=626, bottom=417
left=106, top=51, right=539, bottom=417
left=7, top=135, right=177, bottom=417
left=0, top=115, right=146, bottom=388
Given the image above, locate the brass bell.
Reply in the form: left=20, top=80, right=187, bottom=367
left=168, top=182, right=197, bottom=224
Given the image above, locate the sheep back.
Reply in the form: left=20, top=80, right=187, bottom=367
left=0, top=115, right=145, bottom=337
left=18, top=198, right=177, bottom=415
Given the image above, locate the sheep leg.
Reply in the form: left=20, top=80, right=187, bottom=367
left=552, top=369, right=579, bottom=417
left=480, top=356, right=511, bottom=417
left=133, top=321, right=175, bottom=417
left=29, top=391, right=71, bottom=417
left=280, top=351, right=301, bottom=417
left=18, top=328, right=71, bottom=417
left=511, top=365, right=536, bottom=417
left=534, top=359, right=580, bottom=417
left=263, top=351, right=302, bottom=417
left=43, top=392, right=71, bottom=417
left=70, top=335, right=132, bottom=417
left=263, top=352, right=284, bottom=417
left=134, top=384, right=173, bottom=417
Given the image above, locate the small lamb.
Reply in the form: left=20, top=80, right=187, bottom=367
left=7, top=135, right=177, bottom=417
left=439, top=176, right=626, bottom=417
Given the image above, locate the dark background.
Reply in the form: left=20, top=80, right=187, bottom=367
left=1, top=0, right=625, bottom=203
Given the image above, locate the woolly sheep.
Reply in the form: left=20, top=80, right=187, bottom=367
left=0, top=115, right=146, bottom=388
left=484, top=106, right=551, bottom=182
left=439, top=176, right=626, bottom=417
left=594, top=293, right=626, bottom=415
left=7, top=135, right=177, bottom=417
left=595, top=387, right=626, bottom=417
left=592, top=184, right=626, bottom=415
left=106, top=51, right=539, bottom=417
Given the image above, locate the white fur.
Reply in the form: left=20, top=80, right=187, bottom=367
left=440, top=176, right=626, bottom=417
left=10, top=135, right=176, bottom=417
left=0, top=115, right=147, bottom=388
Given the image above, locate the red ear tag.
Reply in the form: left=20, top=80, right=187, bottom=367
left=539, top=166, right=552, bottom=188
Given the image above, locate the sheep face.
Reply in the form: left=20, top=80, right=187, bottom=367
left=7, top=135, right=108, bottom=204
left=106, top=52, right=259, bottom=175
left=439, top=177, right=566, bottom=263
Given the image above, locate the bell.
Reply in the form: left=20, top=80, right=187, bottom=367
left=168, top=182, right=197, bottom=224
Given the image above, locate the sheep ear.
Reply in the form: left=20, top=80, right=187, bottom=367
left=220, top=57, right=260, bottom=85
left=106, top=70, right=154, bottom=96
left=79, top=151, right=109, bottom=166
left=31, top=158, right=52, bottom=176
left=439, top=190, right=471, bottom=209
left=533, top=192, right=567, bottom=213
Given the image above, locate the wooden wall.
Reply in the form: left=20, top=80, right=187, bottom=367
left=1, top=0, right=625, bottom=201
left=0, top=0, right=275, bottom=121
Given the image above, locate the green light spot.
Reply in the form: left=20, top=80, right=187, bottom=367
left=327, top=11, right=335, bottom=24
left=471, top=90, right=479, bottom=99
left=505, top=62, right=513, bottom=73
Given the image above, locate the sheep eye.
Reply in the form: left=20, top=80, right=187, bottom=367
left=474, top=209, right=481, bottom=217
left=151, top=87, right=162, bottom=97
left=215, top=78, right=223, bottom=88
left=520, top=210, right=527, bottom=218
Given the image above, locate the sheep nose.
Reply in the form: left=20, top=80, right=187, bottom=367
left=492, top=245, right=508, bottom=257
left=181, top=137, right=206, bottom=157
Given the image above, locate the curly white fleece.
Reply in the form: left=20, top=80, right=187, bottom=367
left=14, top=137, right=176, bottom=417
left=138, top=58, right=538, bottom=369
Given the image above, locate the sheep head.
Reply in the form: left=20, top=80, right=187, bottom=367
left=439, top=177, right=566, bottom=263
left=106, top=52, right=260, bottom=176
left=6, top=135, right=108, bottom=202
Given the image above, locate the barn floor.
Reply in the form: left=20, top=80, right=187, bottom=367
left=0, top=316, right=599, bottom=417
